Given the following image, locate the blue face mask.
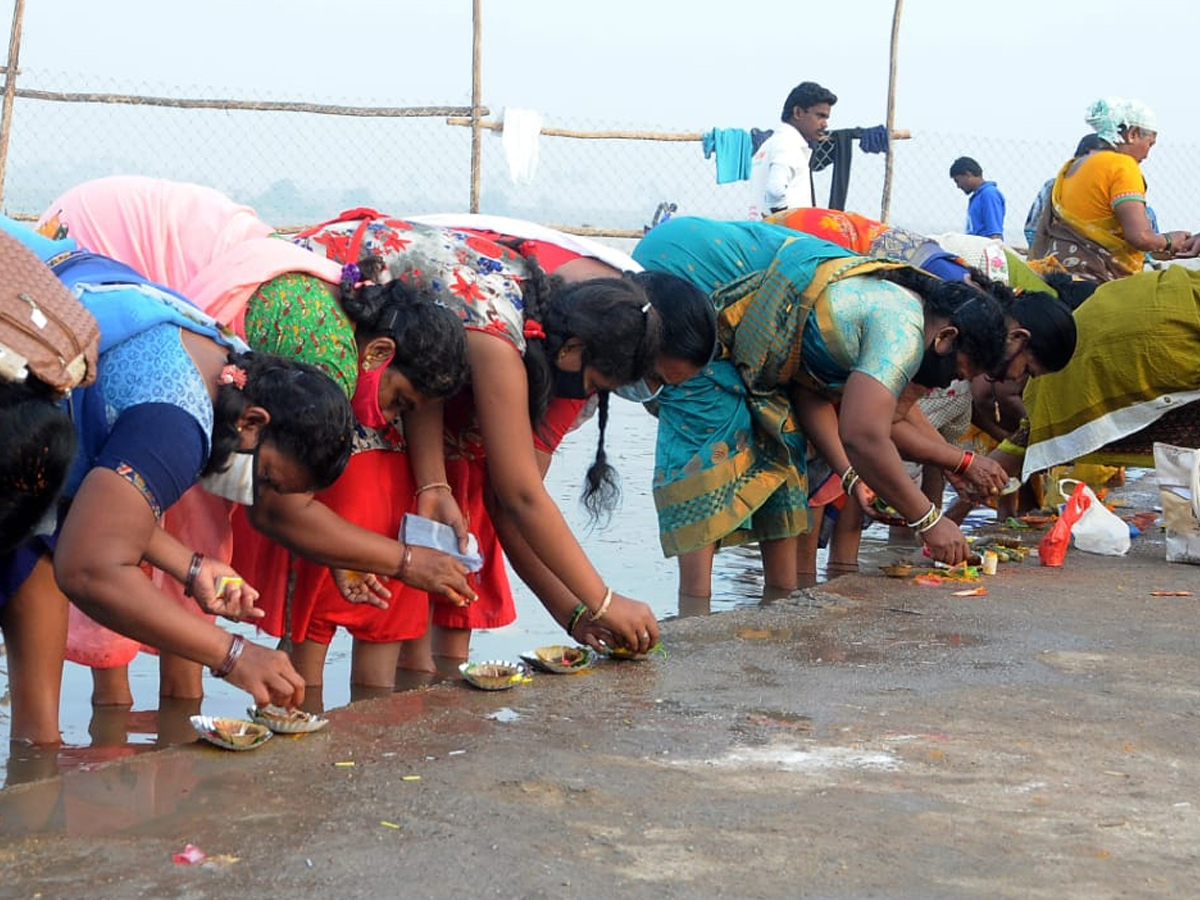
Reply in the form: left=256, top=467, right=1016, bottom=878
left=613, top=378, right=663, bottom=404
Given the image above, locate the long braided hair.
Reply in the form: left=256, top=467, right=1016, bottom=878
left=517, top=259, right=662, bottom=520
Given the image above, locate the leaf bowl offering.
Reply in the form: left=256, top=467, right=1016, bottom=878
left=880, top=562, right=914, bottom=578
left=190, top=715, right=273, bottom=751
left=519, top=644, right=597, bottom=674
left=247, top=704, right=330, bottom=734
left=458, top=660, right=532, bottom=691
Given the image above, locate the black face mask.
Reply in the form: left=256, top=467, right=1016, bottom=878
left=553, top=365, right=589, bottom=400
left=911, top=347, right=959, bottom=389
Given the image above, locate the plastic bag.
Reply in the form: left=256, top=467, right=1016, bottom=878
left=1038, top=480, right=1089, bottom=567
left=1153, top=442, right=1200, bottom=565
left=1061, top=478, right=1130, bottom=557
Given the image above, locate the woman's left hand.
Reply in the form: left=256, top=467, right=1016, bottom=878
left=416, top=486, right=470, bottom=553
left=579, top=592, right=659, bottom=655
left=948, top=453, right=1008, bottom=498
left=332, top=569, right=391, bottom=608
left=921, top=517, right=971, bottom=566
left=192, top=558, right=262, bottom=622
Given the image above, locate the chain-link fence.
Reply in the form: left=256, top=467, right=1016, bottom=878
left=5, top=71, right=1199, bottom=246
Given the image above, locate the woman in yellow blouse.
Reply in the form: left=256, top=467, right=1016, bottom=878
left=1030, top=97, right=1190, bottom=281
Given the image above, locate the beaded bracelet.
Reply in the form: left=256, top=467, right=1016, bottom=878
left=183, top=552, right=204, bottom=598
left=952, top=450, right=975, bottom=476
left=588, top=587, right=614, bottom=622
left=906, top=503, right=940, bottom=533
left=415, top=481, right=452, bottom=496
left=210, top=633, right=245, bottom=679
left=566, top=602, right=589, bottom=635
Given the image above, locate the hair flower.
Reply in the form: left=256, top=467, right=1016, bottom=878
left=341, top=262, right=363, bottom=286
left=522, top=319, right=546, bottom=340
left=218, top=364, right=247, bottom=389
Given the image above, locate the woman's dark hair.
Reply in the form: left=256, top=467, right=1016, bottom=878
left=1042, top=271, right=1098, bottom=310
left=876, top=266, right=1007, bottom=373
left=341, top=273, right=469, bottom=400
left=0, top=380, right=76, bottom=555
left=1004, top=291, right=1078, bottom=373
left=208, top=351, right=353, bottom=490
left=520, top=268, right=662, bottom=521
left=632, top=270, right=716, bottom=367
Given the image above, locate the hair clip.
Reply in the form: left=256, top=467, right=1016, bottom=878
left=341, top=262, right=363, bottom=285
left=522, top=319, right=546, bottom=340
left=218, top=363, right=247, bottom=389
left=640, top=302, right=652, bottom=314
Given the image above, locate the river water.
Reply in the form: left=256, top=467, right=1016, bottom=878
left=0, top=399, right=996, bottom=785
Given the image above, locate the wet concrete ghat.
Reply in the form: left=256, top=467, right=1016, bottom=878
left=2, top=484, right=1198, bottom=899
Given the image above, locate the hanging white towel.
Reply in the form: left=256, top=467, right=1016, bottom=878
left=501, top=108, right=543, bottom=184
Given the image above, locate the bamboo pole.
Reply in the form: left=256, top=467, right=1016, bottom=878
left=469, top=0, right=483, bottom=214
left=11, top=88, right=476, bottom=119
left=880, top=0, right=904, bottom=223
left=0, top=0, right=26, bottom=207
left=448, top=117, right=910, bottom=144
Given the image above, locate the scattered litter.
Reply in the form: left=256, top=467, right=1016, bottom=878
left=885, top=607, right=923, bottom=615
left=1102, top=770, right=1129, bottom=778
left=172, top=844, right=207, bottom=865
left=305, top=858, right=313, bottom=868
left=951, top=587, right=988, bottom=597
left=401, top=775, right=421, bottom=782
left=447, top=749, right=467, bottom=756
left=1149, top=591, right=1192, bottom=597
left=380, top=821, right=401, bottom=829
left=334, top=761, right=355, bottom=768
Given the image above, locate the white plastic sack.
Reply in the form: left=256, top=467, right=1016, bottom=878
left=1058, top=478, right=1130, bottom=556
left=1153, top=442, right=1200, bottom=565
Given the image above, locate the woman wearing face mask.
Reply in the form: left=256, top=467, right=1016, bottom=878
left=250, top=215, right=715, bottom=691
left=37, top=177, right=475, bottom=705
left=229, top=265, right=479, bottom=694
left=296, top=212, right=697, bottom=677
left=633, top=216, right=1013, bottom=598
left=0, top=214, right=361, bottom=735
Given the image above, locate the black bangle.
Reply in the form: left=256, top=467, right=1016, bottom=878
left=183, top=552, right=204, bottom=598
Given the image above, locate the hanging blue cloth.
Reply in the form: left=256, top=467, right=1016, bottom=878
left=702, top=128, right=753, bottom=183
left=858, top=125, right=890, bottom=154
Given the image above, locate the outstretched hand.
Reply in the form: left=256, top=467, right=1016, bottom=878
left=332, top=569, right=391, bottom=609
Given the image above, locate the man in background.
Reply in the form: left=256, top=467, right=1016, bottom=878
left=949, top=156, right=1006, bottom=239
left=749, top=81, right=837, bottom=219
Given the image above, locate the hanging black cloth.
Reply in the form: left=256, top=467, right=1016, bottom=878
left=809, top=126, right=890, bottom=211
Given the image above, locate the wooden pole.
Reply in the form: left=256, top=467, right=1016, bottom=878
left=0, top=0, right=27, bottom=208
left=880, top=0, right=903, bottom=223
left=469, top=0, right=483, bottom=213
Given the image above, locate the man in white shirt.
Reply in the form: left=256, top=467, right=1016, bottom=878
left=749, top=82, right=837, bottom=219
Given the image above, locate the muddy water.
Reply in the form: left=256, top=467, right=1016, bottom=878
left=0, top=399, right=997, bottom=785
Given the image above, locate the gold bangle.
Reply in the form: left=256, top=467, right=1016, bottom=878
left=415, top=481, right=452, bottom=496
left=1163, top=234, right=1173, bottom=253
left=588, top=587, right=614, bottom=622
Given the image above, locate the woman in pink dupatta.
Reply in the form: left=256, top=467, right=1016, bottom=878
left=39, top=177, right=473, bottom=705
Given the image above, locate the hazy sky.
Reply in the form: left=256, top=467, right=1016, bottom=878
left=5, top=0, right=1199, bottom=146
